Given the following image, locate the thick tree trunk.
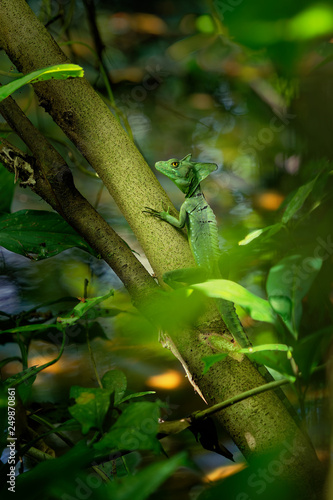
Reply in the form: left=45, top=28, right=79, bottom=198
left=0, top=1, right=324, bottom=496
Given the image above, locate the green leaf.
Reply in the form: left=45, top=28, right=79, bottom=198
left=119, top=391, right=156, bottom=403
left=239, top=176, right=319, bottom=247
left=0, top=323, right=60, bottom=335
left=0, top=210, right=96, bottom=260
left=3, top=366, right=37, bottom=385
left=3, top=331, right=66, bottom=388
left=239, top=344, right=292, bottom=354
left=0, top=164, right=15, bottom=212
left=281, top=177, right=318, bottom=224
left=17, top=376, right=35, bottom=404
left=190, top=280, right=275, bottom=323
left=0, top=64, right=84, bottom=102
left=94, top=402, right=161, bottom=453
left=101, top=370, right=127, bottom=404
left=57, top=289, right=114, bottom=326
left=202, top=353, right=229, bottom=374
left=266, top=254, right=323, bottom=338
left=105, top=452, right=187, bottom=500
left=69, top=386, right=112, bottom=434
left=247, top=350, right=296, bottom=381
left=238, top=223, right=283, bottom=246
left=13, top=441, right=99, bottom=500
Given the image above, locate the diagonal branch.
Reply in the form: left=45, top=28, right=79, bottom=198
left=0, top=95, right=157, bottom=303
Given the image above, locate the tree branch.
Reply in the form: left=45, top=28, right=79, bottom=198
left=0, top=95, right=157, bottom=303
left=0, top=0, right=194, bottom=284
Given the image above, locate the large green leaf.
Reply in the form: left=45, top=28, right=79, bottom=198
left=190, top=279, right=275, bottom=323
left=101, top=370, right=127, bottom=405
left=106, top=453, right=187, bottom=500
left=0, top=209, right=96, bottom=259
left=10, top=440, right=185, bottom=500
left=69, top=386, right=113, bottom=434
left=0, top=64, right=84, bottom=102
left=9, top=441, right=98, bottom=500
left=94, top=402, right=161, bottom=453
left=266, top=254, right=323, bottom=338
left=246, top=350, right=296, bottom=381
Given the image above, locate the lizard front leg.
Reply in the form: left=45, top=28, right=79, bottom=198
left=143, top=201, right=188, bottom=229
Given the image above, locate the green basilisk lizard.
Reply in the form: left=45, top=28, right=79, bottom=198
left=144, top=153, right=251, bottom=349
left=144, top=157, right=297, bottom=423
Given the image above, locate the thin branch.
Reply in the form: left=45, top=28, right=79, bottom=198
left=191, top=378, right=291, bottom=422
left=158, top=378, right=291, bottom=436
left=0, top=95, right=158, bottom=303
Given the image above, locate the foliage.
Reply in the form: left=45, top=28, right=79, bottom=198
left=0, top=64, right=84, bottom=102
left=0, top=0, right=332, bottom=498
left=0, top=210, right=97, bottom=260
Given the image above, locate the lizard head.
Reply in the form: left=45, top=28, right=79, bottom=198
left=155, top=154, right=218, bottom=197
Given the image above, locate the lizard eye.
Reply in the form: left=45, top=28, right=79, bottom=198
left=171, top=162, right=179, bottom=167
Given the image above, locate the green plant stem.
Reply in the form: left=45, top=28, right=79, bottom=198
left=6, top=329, right=66, bottom=388
left=25, top=446, right=55, bottom=462
left=191, top=378, right=291, bottom=422
left=84, top=278, right=103, bottom=389
left=29, top=414, right=75, bottom=448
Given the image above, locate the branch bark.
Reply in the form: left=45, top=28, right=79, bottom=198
left=0, top=94, right=157, bottom=304
left=0, top=1, right=324, bottom=495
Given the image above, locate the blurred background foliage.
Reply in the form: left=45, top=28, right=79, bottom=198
left=0, top=0, right=333, bottom=493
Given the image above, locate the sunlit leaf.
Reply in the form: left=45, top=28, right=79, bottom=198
left=238, top=344, right=292, bottom=354
left=238, top=223, right=283, bottom=246
left=196, top=15, right=215, bottom=34
left=142, top=287, right=206, bottom=333
left=288, top=5, right=333, bottom=41
left=0, top=64, right=84, bottom=102
left=0, top=210, right=97, bottom=260
left=190, top=280, right=275, bottom=323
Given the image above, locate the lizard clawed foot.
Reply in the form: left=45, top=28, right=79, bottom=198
left=143, top=206, right=163, bottom=218
left=143, top=205, right=170, bottom=220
